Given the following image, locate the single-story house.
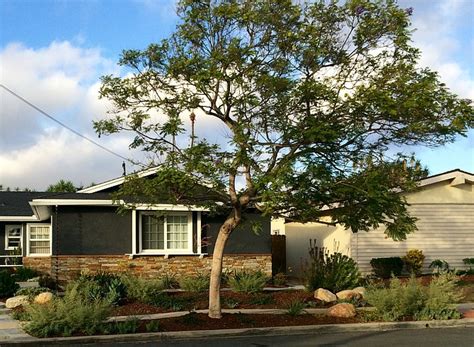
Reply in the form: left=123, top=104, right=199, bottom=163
left=273, top=169, right=474, bottom=276
left=0, top=171, right=272, bottom=282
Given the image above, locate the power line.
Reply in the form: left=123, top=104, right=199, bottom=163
left=0, top=83, right=143, bottom=167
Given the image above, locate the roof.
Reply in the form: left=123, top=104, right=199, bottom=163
left=418, top=169, right=474, bottom=188
left=0, top=192, right=57, bottom=217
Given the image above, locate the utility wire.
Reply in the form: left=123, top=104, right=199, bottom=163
left=0, top=83, right=144, bottom=167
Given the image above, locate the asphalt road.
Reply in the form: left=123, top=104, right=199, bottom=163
left=38, top=327, right=474, bottom=347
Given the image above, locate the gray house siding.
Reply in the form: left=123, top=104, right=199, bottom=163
left=53, top=206, right=132, bottom=255
left=202, top=212, right=271, bottom=254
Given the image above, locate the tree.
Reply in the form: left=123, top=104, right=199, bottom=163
left=94, top=0, right=474, bottom=318
left=46, top=179, right=77, bottom=193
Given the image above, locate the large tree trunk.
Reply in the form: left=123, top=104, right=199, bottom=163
left=208, top=213, right=240, bottom=318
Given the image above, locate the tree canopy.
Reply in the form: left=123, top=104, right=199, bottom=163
left=46, top=179, right=77, bottom=193
left=94, top=0, right=474, bottom=318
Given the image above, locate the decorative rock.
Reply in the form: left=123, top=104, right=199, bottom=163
left=314, top=288, right=337, bottom=302
left=34, top=292, right=53, bottom=305
left=5, top=295, right=29, bottom=309
left=336, top=289, right=362, bottom=301
left=352, top=286, right=366, bottom=297
left=327, top=303, right=356, bottom=318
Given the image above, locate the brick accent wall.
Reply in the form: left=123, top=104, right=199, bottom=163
left=23, top=254, right=272, bottom=283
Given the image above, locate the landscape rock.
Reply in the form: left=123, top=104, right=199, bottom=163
left=314, top=288, right=337, bottom=302
left=336, top=289, right=362, bottom=301
left=5, top=295, right=29, bottom=309
left=34, top=292, right=53, bottom=305
left=327, top=303, right=356, bottom=318
left=352, top=286, right=366, bottom=297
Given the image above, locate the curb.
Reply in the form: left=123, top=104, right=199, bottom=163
left=2, top=318, right=474, bottom=346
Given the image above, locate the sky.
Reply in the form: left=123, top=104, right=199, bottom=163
left=0, top=0, right=473, bottom=190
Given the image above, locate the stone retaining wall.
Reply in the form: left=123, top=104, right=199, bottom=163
left=22, top=254, right=272, bottom=282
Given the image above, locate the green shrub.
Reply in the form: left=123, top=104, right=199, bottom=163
left=249, top=293, right=274, bottom=305
left=120, top=275, right=165, bottom=302
left=228, top=270, right=268, bottom=293
left=303, top=242, right=360, bottom=292
left=223, top=297, right=239, bottom=308
left=365, top=273, right=461, bottom=321
left=178, top=274, right=209, bottom=292
left=403, top=249, right=425, bottom=275
left=73, top=272, right=126, bottom=305
left=11, top=308, right=30, bottom=321
left=273, top=272, right=287, bottom=286
left=23, top=288, right=111, bottom=337
left=370, top=257, right=404, bottom=279
left=286, top=300, right=306, bottom=316
left=0, top=270, right=19, bottom=297
left=16, top=287, right=51, bottom=300
left=112, top=317, right=139, bottom=334
left=161, top=273, right=179, bottom=289
left=38, top=275, right=57, bottom=290
left=145, top=320, right=160, bottom=332
left=429, top=259, right=450, bottom=274
left=13, top=267, right=38, bottom=282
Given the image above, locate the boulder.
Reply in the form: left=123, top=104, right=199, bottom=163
left=314, top=288, right=337, bottom=303
left=336, top=289, right=362, bottom=301
left=5, top=295, right=29, bottom=309
left=34, top=292, right=53, bottom=305
left=327, top=303, right=356, bottom=318
left=352, top=286, right=366, bottom=297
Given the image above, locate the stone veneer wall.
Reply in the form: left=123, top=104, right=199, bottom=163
left=23, top=254, right=272, bottom=283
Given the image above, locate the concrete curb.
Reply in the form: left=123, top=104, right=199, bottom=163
left=2, top=318, right=474, bottom=346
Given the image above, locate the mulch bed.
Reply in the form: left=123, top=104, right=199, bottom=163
left=112, top=290, right=326, bottom=317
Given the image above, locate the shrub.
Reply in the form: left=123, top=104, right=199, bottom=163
left=0, top=270, right=19, bottom=297
left=178, top=273, right=209, bottom=292
left=429, top=259, right=450, bottom=274
left=145, top=320, right=160, bottom=332
left=161, top=273, right=179, bottom=289
left=403, top=249, right=425, bottom=275
left=249, top=293, right=274, bottom=305
left=38, top=275, right=57, bottom=290
left=120, top=275, right=165, bottom=302
left=370, top=257, right=404, bottom=279
left=112, top=317, right=140, bottom=334
left=228, top=270, right=268, bottom=293
left=273, top=272, right=287, bottom=286
left=73, top=272, right=126, bottom=305
left=13, top=267, right=38, bottom=282
left=23, top=288, right=111, bottom=337
left=303, top=242, right=360, bottom=292
left=223, top=297, right=239, bottom=308
left=365, top=273, right=461, bottom=321
left=286, top=300, right=306, bottom=316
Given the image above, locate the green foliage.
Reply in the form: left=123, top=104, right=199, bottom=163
left=161, top=273, right=179, bottom=289
left=0, top=270, right=19, bottom=297
left=303, top=242, right=360, bottom=292
left=286, top=300, right=306, bottom=316
left=370, top=257, right=404, bottom=279
left=227, top=270, right=268, bottom=293
left=223, top=297, right=239, bottom=309
left=147, top=293, right=188, bottom=311
left=11, top=308, right=30, bottom=321
left=181, top=311, right=201, bottom=326
left=403, top=249, right=425, bottom=275
left=178, top=273, right=209, bottom=292
left=429, top=259, right=450, bottom=274
left=120, top=275, right=165, bottom=302
left=16, top=287, right=51, bottom=300
left=249, top=293, right=274, bottom=306
left=273, top=272, right=287, bottom=287
left=46, top=179, right=77, bottom=193
left=145, top=320, right=161, bottom=332
left=12, top=267, right=38, bottom=282
left=72, top=272, right=126, bottom=306
left=365, top=273, right=461, bottom=321
left=38, top=275, right=57, bottom=290
left=112, top=318, right=140, bottom=334
left=23, top=288, right=111, bottom=337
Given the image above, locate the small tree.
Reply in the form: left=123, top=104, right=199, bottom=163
left=46, top=179, right=77, bottom=193
left=94, top=0, right=473, bottom=318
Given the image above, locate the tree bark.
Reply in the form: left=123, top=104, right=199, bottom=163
left=208, top=211, right=241, bottom=319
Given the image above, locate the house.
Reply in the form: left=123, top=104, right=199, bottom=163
left=0, top=171, right=272, bottom=282
left=274, top=169, right=474, bottom=276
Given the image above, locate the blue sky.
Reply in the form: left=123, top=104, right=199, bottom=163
left=0, top=0, right=473, bottom=190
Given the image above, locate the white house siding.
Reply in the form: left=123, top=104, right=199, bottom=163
left=352, top=204, right=474, bottom=273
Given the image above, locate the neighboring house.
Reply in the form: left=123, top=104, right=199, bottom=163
left=274, top=169, right=474, bottom=276
left=0, top=171, right=272, bottom=282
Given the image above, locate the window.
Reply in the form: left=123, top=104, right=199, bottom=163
left=5, top=225, right=22, bottom=250
left=27, top=224, right=51, bottom=256
left=140, top=213, right=191, bottom=253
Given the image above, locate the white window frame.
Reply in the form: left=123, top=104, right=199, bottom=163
left=4, top=225, right=23, bottom=251
left=139, top=212, right=193, bottom=255
left=26, top=223, right=52, bottom=257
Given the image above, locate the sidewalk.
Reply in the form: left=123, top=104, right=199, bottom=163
left=1, top=301, right=473, bottom=345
